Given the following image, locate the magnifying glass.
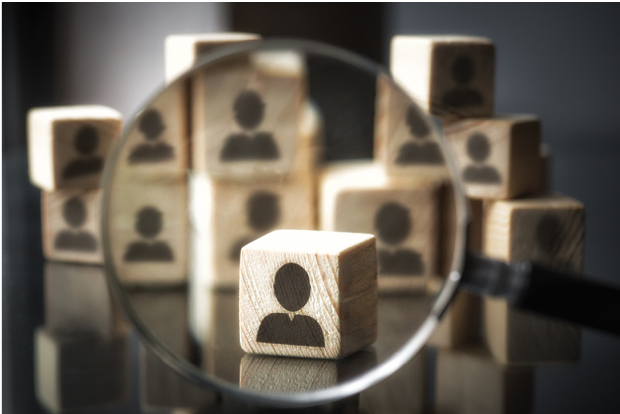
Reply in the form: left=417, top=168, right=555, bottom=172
left=101, top=38, right=620, bottom=408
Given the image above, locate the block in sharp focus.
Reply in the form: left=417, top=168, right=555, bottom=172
left=483, top=195, right=585, bottom=364
left=391, top=35, right=495, bottom=119
left=443, top=115, right=543, bottom=200
left=28, top=106, right=122, bottom=191
left=239, top=230, right=377, bottom=359
left=320, top=161, right=442, bottom=293
left=42, top=188, right=103, bottom=264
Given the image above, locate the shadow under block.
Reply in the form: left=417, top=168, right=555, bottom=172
left=320, top=161, right=442, bottom=293
left=28, top=105, right=122, bottom=191
left=436, top=346, right=534, bottom=414
left=429, top=289, right=482, bottom=349
left=390, top=35, right=495, bottom=119
left=443, top=115, right=543, bottom=200
left=35, top=328, right=128, bottom=413
left=239, top=230, right=377, bottom=359
left=483, top=195, right=585, bottom=365
left=42, top=188, right=103, bottom=264
left=44, top=262, right=128, bottom=340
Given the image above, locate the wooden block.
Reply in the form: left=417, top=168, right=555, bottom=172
left=164, top=32, right=261, bottom=83
left=44, top=262, right=128, bottom=340
left=443, top=115, right=542, bottom=200
left=35, top=328, right=128, bottom=413
left=435, top=346, right=534, bottom=414
left=483, top=195, right=585, bottom=364
left=320, top=161, right=442, bottom=293
left=239, top=230, right=377, bottom=359
left=429, top=289, right=481, bottom=349
left=468, top=197, right=485, bottom=252
left=107, top=181, right=188, bottom=286
left=42, top=188, right=103, bottom=264
left=28, top=105, right=122, bottom=191
left=391, top=35, right=495, bottom=119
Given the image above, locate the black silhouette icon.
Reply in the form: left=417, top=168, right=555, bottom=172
left=462, top=133, right=501, bottom=184
left=220, top=90, right=279, bottom=161
left=62, top=125, right=104, bottom=179
left=374, top=203, right=424, bottom=276
left=396, top=106, right=444, bottom=165
left=534, top=214, right=574, bottom=272
left=128, top=109, right=174, bottom=164
left=257, top=263, right=325, bottom=347
left=441, top=55, right=483, bottom=111
left=123, top=206, right=174, bottom=262
left=54, top=197, right=98, bottom=252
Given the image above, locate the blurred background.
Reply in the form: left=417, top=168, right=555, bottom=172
left=4, top=3, right=620, bottom=413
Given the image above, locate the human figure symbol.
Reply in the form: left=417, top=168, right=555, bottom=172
left=128, top=109, right=174, bottom=164
left=441, top=55, right=483, bottom=111
left=462, top=133, right=501, bottom=184
left=123, top=206, right=174, bottom=262
left=54, top=197, right=97, bottom=252
left=395, top=105, right=444, bottom=165
left=62, top=125, right=104, bottom=179
left=257, top=262, right=325, bottom=347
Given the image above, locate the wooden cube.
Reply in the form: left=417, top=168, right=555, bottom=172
left=443, top=115, right=542, bottom=200
left=239, top=230, right=377, bottom=359
left=320, top=161, right=442, bottom=293
left=483, top=195, right=585, bottom=364
left=391, top=35, right=495, bottom=119
left=28, top=106, right=122, bottom=191
left=42, top=188, right=103, bottom=264
left=429, top=289, right=481, bottom=349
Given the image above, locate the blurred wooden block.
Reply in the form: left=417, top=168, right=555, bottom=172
left=42, top=188, right=103, bottom=264
left=320, top=161, right=442, bottom=293
left=483, top=195, right=585, bottom=364
left=108, top=182, right=188, bottom=286
left=239, top=230, right=377, bottom=359
left=44, top=262, right=128, bottom=339
left=391, top=35, right=495, bottom=119
left=35, top=328, right=128, bottom=413
left=429, top=289, right=481, bottom=349
left=443, top=115, right=542, bottom=200
left=28, top=106, right=122, bottom=191
left=436, top=346, right=534, bottom=414
left=164, top=32, right=260, bottom=83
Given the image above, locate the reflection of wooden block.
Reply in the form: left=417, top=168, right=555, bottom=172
left=443, top=115, right=542, bottom=200
left=391, top=35, right=495, bottom=119
left=429, top=289, right=481, bottom=349
left=28, top=106, right=122, bottom=191
left=108, top=182, right=188, bottom=286
left=239, top=230, right=377, bottom=359
left=436, top=346, right=534, bottom=414
left=320, top=161, right=442, bottom=293
left=42, top=188, right=103, bottom=264
left=45, top=262, right=128, bottom=339
left=35, top=328, right=128, bottom=413
left=483, top=195, right=585, bottom=364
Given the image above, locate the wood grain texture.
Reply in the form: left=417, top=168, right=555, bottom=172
left=391, top=35, right=495, bottom=119
left=239, top=230, right=377, bottom=359
left=443, top=115, right=543, bottom=200
left=483, top=194, right=585, bottom=365
left=28, top=106, right=122, bottom=191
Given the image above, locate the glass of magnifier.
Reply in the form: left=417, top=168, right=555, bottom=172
left=101, top=39, right=620, bottom=407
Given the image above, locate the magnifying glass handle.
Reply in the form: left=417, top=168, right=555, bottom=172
left=461, top=253, right=620, bottom=335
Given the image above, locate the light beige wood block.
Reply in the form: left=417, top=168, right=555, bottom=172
left=41, top=188, right=103, bottom=264
left=436, top=346, right=534, bottom=414
left=108, top=182, right=188, bottom=286
left=443, top=115, right=542, bottom=200
left=320, top=161, right=442, bottom=293
left=239, top=230, right=377, bottom=359
left=28, top=105, right=122, bottom=191
left=391, top=35, right=495, bottom=119
left=483, top=195, right=585, bottom=364
left=44, top=262, right=128, bottom=340
left=429, top=289, right=481, bottom=349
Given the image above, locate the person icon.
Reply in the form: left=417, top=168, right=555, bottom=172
left=257, top=262, right=325, bottom=347
left=54, top=197, right=98, bottom=252
left=395, top=105, right=444, bottom=165
left=128, top=109, right=174, bottom=164
left=62, top=125, right=104, bottom=179
left=219, top=90, right=280, bottom=161
left=441, top=55, right=484, bottom=112
left=123, top=206, right=174, bottom=262
left=462, top=133, right=501, bottom=184
left=374, top=202, right=424, bottom=276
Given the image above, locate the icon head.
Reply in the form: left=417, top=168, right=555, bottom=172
left=234, top=90, right=265, bottom=130
left=63, top=197, right=86, bottom=228
left=406, top=106, right=430, bottom=139
left=274, top=263, right=311, bottom=312
left=374, top=202, right=411, bottom=245
left=74, top=126, right=99, bottom=156
left=135, top=206, right=163, bottom=239
left=247, top=191, right=279, bottom=231
left=451, top=55, right=475, bottom=86
left=139, top=109, right=165, bottom=140
left=467, top=133, right=491, bottom=163
left=536, top=214, right=563, bottom=256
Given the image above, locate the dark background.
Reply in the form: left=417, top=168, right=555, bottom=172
left=4, top=3, right=620, bottom=413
